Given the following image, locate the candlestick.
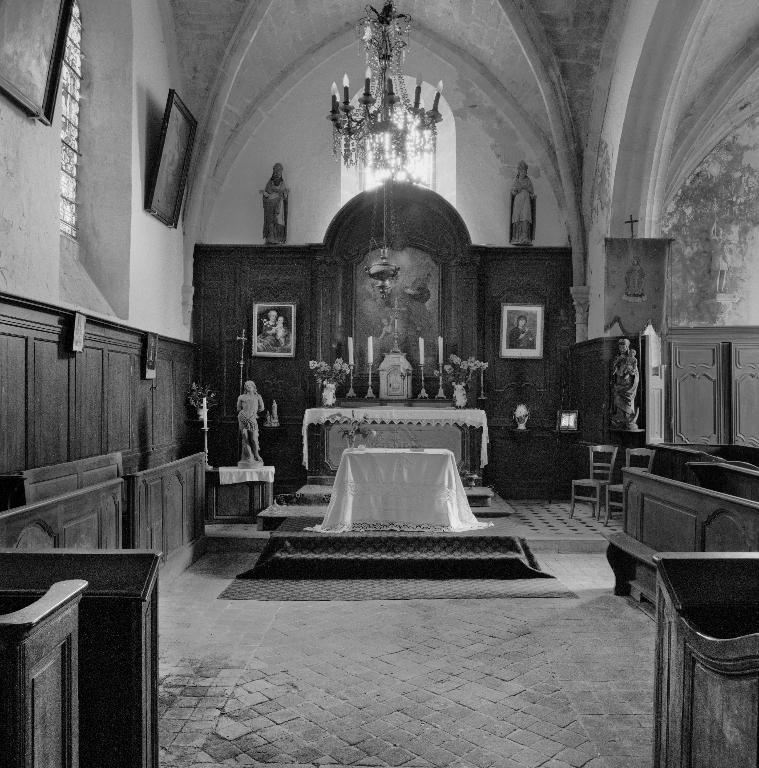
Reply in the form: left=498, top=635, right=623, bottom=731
left=201, top=396, right=208, bottom=428
left=438, top=336, right=444, bottom=366
left=365, top=361, right=376, bottom=398
left=435, top=369, right=445, bottom=399
left=478, top=366, right=487, bottom=400
left=347, top=336, right=354, bottom=366
left=202, top=423, right=212, bottom=469
left=346, top=363, right=357, bottom=398
left=417, top=363, right=429, bottom=399
left=236, top=328, right=247, bottom=395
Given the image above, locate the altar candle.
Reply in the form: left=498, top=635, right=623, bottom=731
left=438, top=336, right=444, bottom=365
left=367, top=336, right=373, bottom=364
left=347, top=336, right=354, bottom=366
left=201, top=397, right=208, bottom=428
left=418, top=336, right=424, bottom=363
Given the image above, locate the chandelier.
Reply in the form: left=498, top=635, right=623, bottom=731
left=327, top=1, right=443, bottom=183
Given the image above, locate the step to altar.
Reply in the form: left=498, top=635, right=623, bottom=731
left=286, top=483, right=495, bottom=508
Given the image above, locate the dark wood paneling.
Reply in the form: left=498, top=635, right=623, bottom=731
left=0, top=293, right=196, bottom=476
left=733, top=342, right=759, bottom=447
left=477, top=247, right=575, bottom=498
left=671, top=341, right=723, bottom=444
left=0, top=333, right=27, bottom=471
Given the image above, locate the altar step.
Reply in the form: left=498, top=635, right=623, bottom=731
left=236, top=517, right=550, bottom=581
left=285, top=483, right=495, bottom=508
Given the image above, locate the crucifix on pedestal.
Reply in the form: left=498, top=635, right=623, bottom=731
left=379, top=296, right=412, bottom=399
left=388, top=296, right=407, bottom=352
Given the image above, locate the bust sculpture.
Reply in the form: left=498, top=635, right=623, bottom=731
left=237, top=380, right=265, bottom=467
left=610, top=338, right=640, bottom=430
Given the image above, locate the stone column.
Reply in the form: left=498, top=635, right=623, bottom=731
left=570, top=285, right=590, bottom=342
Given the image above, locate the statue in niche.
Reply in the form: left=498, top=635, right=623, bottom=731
left=237, top=380, right=265, bottom=467
left=261, top=163, right=288, bottom=244
left=510, top=161, right=536, bottom=245
left=709, top=221, right=730, bottom=295
left=610, top=338, right=640, bottom=431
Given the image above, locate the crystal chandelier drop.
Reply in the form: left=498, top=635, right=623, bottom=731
left=327, top=1, right=443, bottom=183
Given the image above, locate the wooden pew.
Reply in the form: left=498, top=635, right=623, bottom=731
left=0, top=478, right=123, bottom=549
left=688, top=461, right=759, bottom=502
left=0, top=579, right=88, bottom=768
left=0, top=452, right=123, bottom=510
left=0, top=551, right=160, bottom=768
left=124, top=452, right=207, bottom=578
left=606, top=466, right=759, bottom=606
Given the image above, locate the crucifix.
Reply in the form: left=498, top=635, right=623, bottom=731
left=236, top=328, right=247, bottom=395
left=625, top=214, right=639, bottom=239
left=388, top=296, right=407, bottom=353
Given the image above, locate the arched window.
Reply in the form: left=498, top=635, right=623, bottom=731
left=59, top=1, right=82, bottom=238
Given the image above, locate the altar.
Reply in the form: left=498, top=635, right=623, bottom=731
left=302, top=405, right=488, bottom=485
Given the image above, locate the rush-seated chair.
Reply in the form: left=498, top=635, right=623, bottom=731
left=604, top=447, right=655, bottom=525
left=570, top=445, right=619, bottom=520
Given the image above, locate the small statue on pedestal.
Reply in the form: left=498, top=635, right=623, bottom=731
left=237, top=380, right=264, bottom=467
left=271, top=400, right=279, bottom=426
left=610, top=338, right=640, bottom=430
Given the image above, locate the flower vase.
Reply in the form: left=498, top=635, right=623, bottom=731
left=322, top=381, right=337, bottom=407
left=196, top=406, right=208, bottom=422
left=452, top=383, right=468, bottom=408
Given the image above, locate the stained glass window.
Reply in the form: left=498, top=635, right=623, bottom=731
left=60, top=1, right=81, bottom=238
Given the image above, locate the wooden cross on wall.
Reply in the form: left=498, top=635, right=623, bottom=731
left=625, top=215, right=639, bottom=239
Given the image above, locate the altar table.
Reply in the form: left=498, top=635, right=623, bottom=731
left=302, top=407, right=489, bottom=471
left=310, top=448, right=492, bottom=533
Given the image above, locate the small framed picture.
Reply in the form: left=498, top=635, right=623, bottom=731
left=72, top=312, right=86, bottom=352
left=557, top=410, right=579, bottom=432
left=500, top=304, right=544, bottom=359
left=253, top=303, right=296, bottom=358
left=144, top=332, right=158, bottom=379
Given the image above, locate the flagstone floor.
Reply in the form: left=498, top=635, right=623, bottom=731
left=159, top=503, right=654, bottom=768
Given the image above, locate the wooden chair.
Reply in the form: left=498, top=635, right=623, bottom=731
left=604, top=447, right=655, bottom=525
left=570, top=445, right=619, bottom=520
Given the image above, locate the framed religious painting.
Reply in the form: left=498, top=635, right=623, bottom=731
left=0, top=0, right=74, bottom=124
left=145, top=89, right=197, bottom=227
left=252, top=303, right=296, bottom=357
left=500, top=304, right=544, bottom=359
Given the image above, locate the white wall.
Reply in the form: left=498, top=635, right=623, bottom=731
left=129, top=0, right=188, bottom=339
left=204, top=43, right=566, bottom=247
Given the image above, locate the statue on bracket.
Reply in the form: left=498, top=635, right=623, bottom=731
left=610, top=338, right=640, bottom=431
left=261, top=162, right=288, bottom=244
left=237, top=380, right=265, bottom=467
left=510, top=160, right=536, bottom=245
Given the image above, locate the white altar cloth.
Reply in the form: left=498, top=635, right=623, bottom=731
left=309, top=448, right=492, bottom=533
left=218, top=466, right=275, bottom=485
left=301, top=407, right=489, bottom=469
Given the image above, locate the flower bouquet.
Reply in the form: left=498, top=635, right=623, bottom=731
left=187, top=382, right=217, bottom=410
left=434, top=355, right=488, bottom=408
left=337, top=414, right=377, bottom=448
left=309, top=358, right=351, bottom=406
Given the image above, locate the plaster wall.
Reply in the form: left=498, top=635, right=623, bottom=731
left=0, top=88, right=63, bottom=302
left=204, top=43, right=565, bottom=247
left=129, top=0, right=188, bottom=340
left=663, top=115, right=759, bottom=326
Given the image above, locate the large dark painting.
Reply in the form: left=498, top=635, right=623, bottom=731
left=0, top=0, right=73, bottom=124
left=353, top=247, right=439, bottom=369
left=145, top=89, right=197, bottom=227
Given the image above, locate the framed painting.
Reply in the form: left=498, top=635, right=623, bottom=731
left=500, top=304, right=544, bottom=359
left=0, top=0, right=74, bottom=124
left=252, top=303, right=296, bottom=358
left=557, top=409, right=579, bottom=432
left=145, top=89, right=197, bottom=227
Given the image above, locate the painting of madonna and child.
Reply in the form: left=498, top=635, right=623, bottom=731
left=500, top=304, right=544, bottom=359
left=253, top=303, right=296, bottom=357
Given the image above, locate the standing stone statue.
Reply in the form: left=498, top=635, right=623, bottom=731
left=510, top=160, right=536, bottom=245
left=610, top=338, right=640, bottom=430
left=237, top=380, right=265, bottom=467
left=261, top=163, right=288, bottom=244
